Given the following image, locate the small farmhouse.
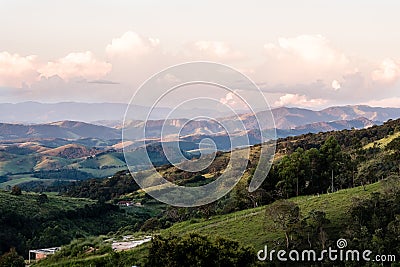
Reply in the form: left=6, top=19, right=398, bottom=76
left=28, top=247, right=61, bottom=263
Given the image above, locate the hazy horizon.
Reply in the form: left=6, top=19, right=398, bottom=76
left=1, top=101, right=400, bottom=126
left=2, top=100, right=400, bottom=111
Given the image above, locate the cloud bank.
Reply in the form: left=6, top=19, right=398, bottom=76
left=39, top=51, right=112, bottom=80
left=1, top=32, right=400, bottom=108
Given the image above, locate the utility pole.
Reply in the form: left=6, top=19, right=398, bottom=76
left=331, top=169, right=334, bottom=193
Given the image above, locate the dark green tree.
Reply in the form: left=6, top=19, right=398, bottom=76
left=305, top=210, right=330, bottom=249
left=266, top=200, right=301, bottom=249
left=304, top=148, right=322, bottom=194
left=276, top=155, right=297, bottom=198
left=10, top=186, right=22, bottom=196
left=320, top=136, right=344, bottom=192
left=0, top=248, right=24, bottom=267
left=347, top=182, right=400, bottom=258
left=275, top=148, right=311, bottom=198
left=37, top=194, right=49, bottom=205
left=147, top=233, right=255, bottom=267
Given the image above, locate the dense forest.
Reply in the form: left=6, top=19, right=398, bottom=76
left=0, top=191, right=156, bottom=261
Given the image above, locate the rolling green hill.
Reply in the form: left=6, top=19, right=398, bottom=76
left=32, top=181, right=387, bottom=266
left=161, top=182, right=381, bottom=249
left=0, top=189, right=93, bottom=214
left=0, top=138, right=200, bottom=190
left=363, top=130, right=400, bottom=149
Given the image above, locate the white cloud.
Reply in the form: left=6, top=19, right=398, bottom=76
left=0, top=52, right=39, bottom=87
left=38, top=51, right=112, bottom=80
left=219, top=91, right=247, bottom=110
left=185, top=41, right=243, bottom=61
left=274, top=93, right=327, bottom=108
left=371, top=58, right=400, bottom=83
left=275, top=35, right=348, bottom=65
left=157, top=73, right=181, bottom=84
left=106, top=31, right=159, bottom=58
left=104, top=31, right=172, bottom=85
left=260, top=35, right=350, bottom=84
left=331, top=79, right=341, bottom=90
left=219, top=91, right=235, bottom=105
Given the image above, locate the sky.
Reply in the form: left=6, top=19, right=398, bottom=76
left=1, top=0, right=400, bottom=110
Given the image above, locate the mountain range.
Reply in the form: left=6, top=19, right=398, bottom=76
left=1, top=103, right=400, bottom=191
left=1, top=104, right=399, bottom=143
left=0, top=121, right=121, bottom=140
left=1, top=102, right=400, bottom=126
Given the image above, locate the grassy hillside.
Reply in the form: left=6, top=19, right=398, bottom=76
left=33, top=182, right=383, bottom=266
left=160, top=182, right=381, bottom=249
left=0, top=140, right=195, bottom=189
left=0, top=190, right=93, bottom=214
left=75, top=153, right=125, bottom=169
left=0, top=175, right=40, bottom=189
left=363, top=131, right=400, bottom=149
left=0, top=152, right=38, bottom=176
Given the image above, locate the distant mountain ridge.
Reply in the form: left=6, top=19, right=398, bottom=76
left=1, top=102, right=400, bottom=126
left=0, top=105, right=399, bottom=142
left=0, top=121, right=120, bottom=140
left=178, top=117, right=378, bottom=151
left=293, top=117, right=376, bottom=132
left=268, top=105, right=398, bottom=129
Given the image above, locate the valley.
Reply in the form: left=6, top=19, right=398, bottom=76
left=1, top=104, right=400, bottom=191
left=0, top=105, right=400, bottom=266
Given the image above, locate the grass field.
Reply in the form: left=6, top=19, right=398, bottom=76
left=0, top=153, right=37, bottom=176
left=0, top=175, right=40, bottom=189
left=364, top=131, right=400, bottom=149
left=33, top=182, right=382, bottom=266
left=79, top=166, right=127, bottom=177
left=0, top=189, right=94, bottom=215
left=160, top=182, right=381, bottom=249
